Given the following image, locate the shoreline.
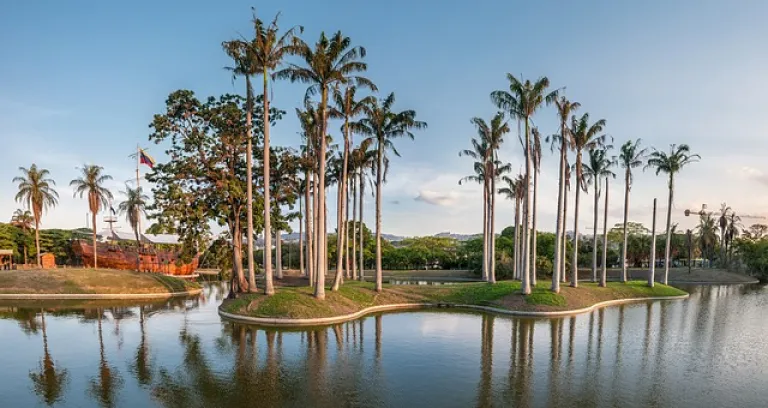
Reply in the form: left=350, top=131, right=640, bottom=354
left=0, top=287, right=203, bottom=300
left=218, top=293, right=690, bottom=327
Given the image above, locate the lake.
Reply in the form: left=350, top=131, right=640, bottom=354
left=1, top=282, right=766, bottom=407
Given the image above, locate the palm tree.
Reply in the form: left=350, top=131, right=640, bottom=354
left=697, top=212, right=718, bottom=267
left=646, top=144, right=700, bottom=284
left=567, top=114, right=607, bottom=287
left=350, top=139, right=376, bottom=282
left=498, top=174, right=524, bottom=280
left=549, top=96, right=580, bottom=293
left=29, top=310, right=69, bottom=406
left=118, top=185, right=148, bottom=272
left=330, top=86, right=376, bottom=291
left=491, top=74, right=558, bottom=294
left=531, top=127, right=542, bottom=286
left=460, top=140, right=491, bottom=281
left=276, top=31, right=375, bottom=300
left=618, top=139, right=648, bottom=282
left=13, top=165, right=59, bottom=267
left=717, top=203, right=732, bottom=265
left=358, top=92, right=426, bottom=292
left=296, top=104, right=320, bottom=286
left=11, top=209, right=34, bottom=264
left=223, top=11, right=302, bottom=296
left=70, top=165, right=113, bottom=269
left=725, top=212, right=742, bottom=262
left=583, top=147, right=615, bottom=286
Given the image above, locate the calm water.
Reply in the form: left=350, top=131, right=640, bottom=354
left=1, top=282, right=767, bottom=407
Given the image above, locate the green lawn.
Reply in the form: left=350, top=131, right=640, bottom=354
left=222, top=279, right=688, bottom=320
left=0, top=268, right=200, bottom=295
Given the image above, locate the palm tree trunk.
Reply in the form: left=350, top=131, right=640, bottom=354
left=600, top=177, right=609, bottom=287
left=621, top=170, right=630, bottom=283
left=351, top=175, right=358, bottom=280
left=262, top=70, right=274, bottom=296
left=513, top=197, right=519, bottom=280
left=482, top=177, right=489, bottom=281
left=35, top=218, right=41, bottom=267
left=333, top=114, right=351, bottom=290
left=313, top=171, right=320, bottom=287
left=522, top=119, right=532, bottom=295
left=359, top=173, right=365, bottom=282
left=275, top=228, right=283, bottom=279
left=315, top=87, right=329, bottom=300
left=345, top=177, right=351, bottom=279
left=299, top=190, right=305, bottom=278
left=307, top=171, right=314, bottom=286
left=663, top=175, right=674, bottom=285
left=649, top=198, right=657, bottom=287
left=571, top=154, right=582, bottom=288
left=561, top=188, right=568, bottom=283
left=552, top=141, right=566, bottom=293
left=244, top=76, right=256, bottom=292
left=375, top=138, right=384, bottom=292
left=92, top=212, right=98, bottom=269
left=592, top=180, right=599, bottom=282
left=532, top=167, right=538, bottom=287
left=134, top=225, right=141, bottom=272
left=488, top=168, right=496, bottom=283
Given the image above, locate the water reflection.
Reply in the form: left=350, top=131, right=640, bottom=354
left=0, top=283, right=766, bottom=407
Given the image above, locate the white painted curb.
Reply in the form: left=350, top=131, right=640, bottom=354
left=218, top=293, right=690, bottom=326
left=0, top=288, right=203, bottom=300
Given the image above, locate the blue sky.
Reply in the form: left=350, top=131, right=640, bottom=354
left=2, top=0, right=768, bottom=237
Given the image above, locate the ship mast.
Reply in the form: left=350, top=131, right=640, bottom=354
left=136, top=144, right=142, bottom=240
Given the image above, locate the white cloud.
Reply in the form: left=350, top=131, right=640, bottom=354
left=414, top=190, right=460, bottom=206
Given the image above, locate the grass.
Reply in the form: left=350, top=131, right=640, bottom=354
left=222, top=279, right=688, bottom=320
left=0, top=268, right=200, bottom=295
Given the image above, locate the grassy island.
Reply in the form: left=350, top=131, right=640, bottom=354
left=221, top=280, right=688, bottom=321
left=0, top=268, right=200, bottom=296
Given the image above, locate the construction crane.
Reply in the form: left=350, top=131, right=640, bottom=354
left=684, top=203, right=766, bottom=220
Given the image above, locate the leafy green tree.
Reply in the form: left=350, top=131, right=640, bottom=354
left=223, top=10, right=302, bottom=296
left=13, top=164, right=59, bottom=267
left=70, top=165, right=113, bottom=269
left=118, top=186, right=148, bottom=271
left=357, top=93, right=426, bottom=292
left=147, top=91, right=280, bottom=295
left=647, top=144, right=700, bottom=283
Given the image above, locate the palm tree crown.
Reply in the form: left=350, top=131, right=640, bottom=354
left=619, top=139, right=648, bottom=190
left=570, top=113, right=608, bottom=190
left=584, top=147, right=617, bottom=187
left=11, top=209, right=33, bottom=231
left=645, top=144, right=701, bottom=184
left=70, top=165, right=113, bottom=215
left=14, top=165, right=59, bottom=221
left=118, top=186, right=148, bottom=237
left=358, top=93, right=427, bottom=167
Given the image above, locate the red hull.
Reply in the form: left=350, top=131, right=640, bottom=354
left=72, top=240, right=198, bottom=275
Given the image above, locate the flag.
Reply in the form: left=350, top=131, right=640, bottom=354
left=139, top=149, right=156, bottom=168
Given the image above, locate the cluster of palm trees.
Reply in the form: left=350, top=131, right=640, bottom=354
left=12, top=164, right=147, bottom=269
left=222, top=11, right=425, bottom=299
left=460, top=74, right=700, bottom=294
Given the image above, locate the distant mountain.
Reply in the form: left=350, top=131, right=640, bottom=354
left=433, top=231, right=481, bottom=241
left=277, top=231, right=479, bottom=243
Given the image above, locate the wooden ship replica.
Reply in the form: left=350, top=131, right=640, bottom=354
left=72, top=146, right=198, bottom=276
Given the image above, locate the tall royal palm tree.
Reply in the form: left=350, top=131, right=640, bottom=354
left=330, top=86, right=376, bottom=291
left=350, top=138, right=376, bottom=281
left=460, top=113, right=509, bottom=283
left=70, top=165, right=113, bottom=269
left=118, top=185, right=148, bottom=272
left=531, top=127, right=543, bottom=286
left=223, top=10, right=302, bottom=295
left=549, top=97, right=579, bottom=292
left=491, top=74, right=558, bottom=295
left=697, top=212, right=718, bottom=267
left=11, top=208, right=34, bottom=264
left=498, top=174, right=524, bottom=280
left=618, top=139, right=648, bottom=282
left=296, top=103, right=320, bottom=286
left=646, top=144, right=700, bottom=284
left=584, top=148, right=616, bottom=287
left=276, top=31, right=375, bottom=299
left=567, top=114, right=607, bottom=287
left=358, top=92, right=426, bottom=292
left=14, top=165, right=59, bottom=267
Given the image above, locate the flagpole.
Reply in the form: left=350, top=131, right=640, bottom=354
left=136, top=144, right=142, bottom=239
